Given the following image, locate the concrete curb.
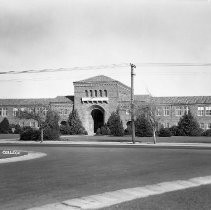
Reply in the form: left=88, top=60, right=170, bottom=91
left=0, top=151, right=47, bottom=164
left=28, top=175, right=211, bottom=210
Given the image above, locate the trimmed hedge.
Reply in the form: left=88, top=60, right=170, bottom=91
left=202, top=129, right=211, bottom=136
left=20, top=128, right=40, bottom=141
left=158, top=127, right=172, bottom=137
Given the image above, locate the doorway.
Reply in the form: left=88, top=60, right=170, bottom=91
left=91, top=109, right=104, bottom=133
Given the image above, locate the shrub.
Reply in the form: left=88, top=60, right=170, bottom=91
left=68, top=109, right=87, bottom=135
left=100, top=125, right=111, bottom=135
left=202, top=129, right=211, bottom=136
left=107, top=111, right=124, bottom=136
left=20, top=128, right=40, bottom=141
left=95, top=128, right=101, bottom=136
left=124, top=125, right=132, bottom=135
left=43, top=110, right=60, bottom=140
left=177, top=111, right=202, bottom=136
left=14, top=124, right=22, bottom=134
left=135, top=114, right=153, bottom=137
left=60, top=124, right=71, bottom=135
left=158, top=127, right=172, bottom=137
left=169, top=125, right=185, bottom=136
left=0, top=117, right=10, bottom=134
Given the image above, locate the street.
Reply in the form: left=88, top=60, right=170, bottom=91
left=1, top=146, right=211, bottom=210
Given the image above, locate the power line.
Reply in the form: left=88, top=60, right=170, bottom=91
left=0, top=63, right=129, bottom=75
left=0, top=62, right=211, bottom=75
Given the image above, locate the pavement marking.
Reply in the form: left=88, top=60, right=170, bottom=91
left=28, top=175, right=211, bottom=210
left=0, top=151, right=47, bottom=164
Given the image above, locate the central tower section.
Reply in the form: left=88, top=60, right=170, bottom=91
left=73, top=75, right=130, bottom=135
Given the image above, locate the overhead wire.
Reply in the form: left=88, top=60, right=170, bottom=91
left=1, top=62, right=211, bottom=75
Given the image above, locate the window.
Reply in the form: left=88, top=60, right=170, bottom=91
left=20, top=107, right=25, bottom=111
left=185, top=106, right=189, bottom=114
left=1, top=108, right=8, bottom=116
left=163, top=106, right=170, bottom=116
left=28, top=108, right=33, bottom=113
left=30, top=121, right=36, bottom=128
left=64, top=109, right=68, bottom=115
left=126, top=109, right=130, bottom=115
left=59, top=109, right=63, bottom=115
left=205, top=107, right=211, bottom=116
left=85, top=90, right=88, bottom=97
left=198, top=107, right=204, bottom=116
left=175, top=106, right=183, bottom=116
left=90, top=90, right=93, bottom=97
left=163, top=122, right=169, bottom=128
left=13, top=108, right=18, bottom=116
left=43, top=108, right=48, bottom=115
left=99, top=90, right=102, bottom=97
left=104, top=90, right=107, bottom=97
left=156, top=108, right=162, bottom=116
left=207, top=123, right=211, bottom=129
left=200, top=123, right=205, bottom=130
left=94, top=90, right=97, bottom=97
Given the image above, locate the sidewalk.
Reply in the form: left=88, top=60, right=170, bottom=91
left=1, top=137, right=211, bottom=149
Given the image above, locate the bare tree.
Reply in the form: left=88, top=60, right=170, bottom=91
left=136, top=96, right=160, bottom=144
left=17, top=106, right=48, bottom=142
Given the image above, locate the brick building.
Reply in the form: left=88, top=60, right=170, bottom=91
left=0, top=75, right=211, bottom=134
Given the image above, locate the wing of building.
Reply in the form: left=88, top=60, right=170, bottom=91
left=0, top=75, right=211, bottom=134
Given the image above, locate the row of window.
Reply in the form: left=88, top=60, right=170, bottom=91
left=156, top=106, right=189, bottom=116
left=156, top=106, right=211, bottom=117
left=85, top=90, right=107, bottom=98
left=58, top=109, right=69, bottom=115
left=198, top=107, right=211, bottom=116
left=19, top=121, right=38, bottom=128
left=200, top=123, right=211, bottom=130
left=0, top=107, right=48, bottom=117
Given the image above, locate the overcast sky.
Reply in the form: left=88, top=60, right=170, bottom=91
left=0, top=0, right=211, bottom=98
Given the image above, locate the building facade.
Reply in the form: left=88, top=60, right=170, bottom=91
left=1, top=75, right=211, bottom=134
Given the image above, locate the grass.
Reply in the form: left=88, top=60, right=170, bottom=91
left=0, top=134, right=20, bottom=139
left=1, top=133, right=211, bottom=144
left=60, top=135, right=211, bottom=144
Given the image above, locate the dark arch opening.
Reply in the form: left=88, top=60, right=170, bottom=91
left=91, top=109, right=104, bottom=133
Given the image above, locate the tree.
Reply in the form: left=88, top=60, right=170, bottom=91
left=136, top=97, right=159, bottom=144
left=43, top=110, right=60, bottom=140
left=177, top=111, right=202, bottom=136
left=17, top=106, right=48, bottom=142
left=135, top=114, right=153, bottom=137
left=107, top=110, right=124, bottom=136
left=68, top=109, right=86, bottom=135
left=0, top=117, right=10, bottom=134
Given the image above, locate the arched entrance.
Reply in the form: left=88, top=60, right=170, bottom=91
left=91, top=108, right=104, bottom=133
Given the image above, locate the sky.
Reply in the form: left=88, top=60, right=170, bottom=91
left=0, top=0, right=211, bottom=98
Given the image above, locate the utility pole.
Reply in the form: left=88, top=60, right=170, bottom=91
left=130, top=63, right=136, bottom=144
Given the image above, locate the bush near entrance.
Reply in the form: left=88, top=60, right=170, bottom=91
left=68, top=109, right=87, bottom=135
left=107, top=111, right=124, bottom=136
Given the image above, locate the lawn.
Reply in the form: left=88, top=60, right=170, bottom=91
left=0, top=134, right=20, bottom=140
left=61, top=135, right=211, bottom=144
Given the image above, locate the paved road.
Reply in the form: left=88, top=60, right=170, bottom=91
left=1, top=146, right=211, bottom=210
